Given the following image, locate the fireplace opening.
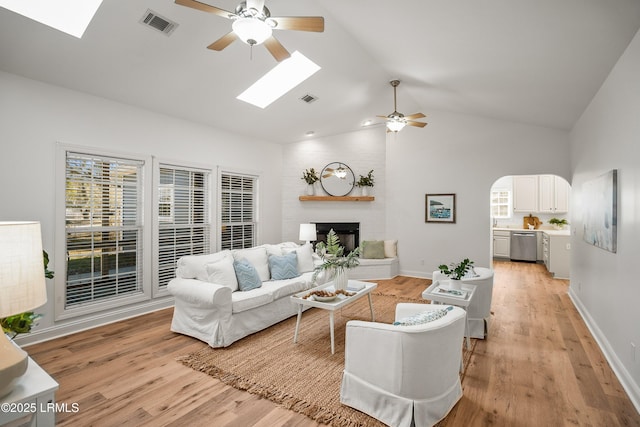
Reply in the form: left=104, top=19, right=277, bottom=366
left=313, top=222, right=360, bottom=253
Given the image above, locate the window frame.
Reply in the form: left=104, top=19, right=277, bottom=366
left=152, top=159, right=214, bottom=296
left=490, top=188, right=512, bottom=219
left=217, top=168, right=260, bottom=251
left=55, top=143, right=153, bottom=321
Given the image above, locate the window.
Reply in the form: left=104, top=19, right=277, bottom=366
left=220, top=171, right=257, bottom=250
left=491, top=189, right=512, bottom=218
left=64, top=151, right=144, bottom=310
left=157, top=165, right=211, bottom=290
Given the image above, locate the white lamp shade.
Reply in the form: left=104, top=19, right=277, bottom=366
left=299, top=223, right=317, bottom=242
left=232, top=17, right=273, bottom=45
left=0, top=222, right=47, bottom=318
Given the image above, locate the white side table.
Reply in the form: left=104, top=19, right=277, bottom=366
left=0, top=357, right=58, bottom=427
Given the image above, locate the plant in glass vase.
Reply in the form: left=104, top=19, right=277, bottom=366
left=313, top=229, right=360, bottom=290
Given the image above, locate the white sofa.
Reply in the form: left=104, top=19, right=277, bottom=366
left=168, top=242, right=322, bottom=348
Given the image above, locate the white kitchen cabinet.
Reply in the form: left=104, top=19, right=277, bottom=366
left=493, top=230, right=511, bottom=258
left=539, top=175, right=570, bottom=214
left=513, top=175, right=538, bottom=212
left=542, top=232, right=570, bottom=279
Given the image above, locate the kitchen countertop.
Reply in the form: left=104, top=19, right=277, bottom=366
left=493, top=227, right=570, bottom=236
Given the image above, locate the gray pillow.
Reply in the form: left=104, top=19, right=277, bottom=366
left=268, top=252, right=300, bottom=280
left=233, top=258, right=262, bottom=291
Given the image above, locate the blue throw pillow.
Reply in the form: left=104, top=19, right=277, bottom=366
left=269, top=252, right=300, bottom=280
left=233, top=258, right=262, bottom=291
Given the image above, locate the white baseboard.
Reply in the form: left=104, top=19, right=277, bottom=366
left=399, top=269, right=431, bottom=279
left=16, top=298, right=175, bottom=347
left=568, top=288, right=640, bottom=413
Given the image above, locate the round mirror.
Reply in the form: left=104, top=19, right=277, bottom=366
left=320, top=162, right=355, bottom=196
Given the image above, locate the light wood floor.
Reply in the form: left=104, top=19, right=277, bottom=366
left=26, top=261, right=640, bottom=426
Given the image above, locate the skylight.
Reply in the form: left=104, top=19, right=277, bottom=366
left=0, top=0, right=103, bottom=38
left=237, top=51, right=321, bottom=109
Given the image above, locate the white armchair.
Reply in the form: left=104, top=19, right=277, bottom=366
left=340, top=303, right=466, bottom=427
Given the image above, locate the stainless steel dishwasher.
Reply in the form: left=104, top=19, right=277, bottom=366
left=510, top=231, right=537, bottom=262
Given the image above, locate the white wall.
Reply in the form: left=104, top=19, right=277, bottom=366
left=281, top=127, right=387, bottom=243
left=0, top=71, right=284, bottom=341
left=385, top=110, right=571, bottom=277
left=569, top=29, right=640, bottom=408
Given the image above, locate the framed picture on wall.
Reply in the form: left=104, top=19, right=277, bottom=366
left=583, top=169, right=617, bottom=253
left=426, top=194, right=456, bottom=223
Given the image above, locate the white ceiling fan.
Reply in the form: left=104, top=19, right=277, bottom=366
left=175, top=0, right=324, bottom=62
left=377, top=80, right=427, bottom=132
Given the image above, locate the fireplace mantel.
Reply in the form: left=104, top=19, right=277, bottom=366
left=298, top=195, right=374, bottom=202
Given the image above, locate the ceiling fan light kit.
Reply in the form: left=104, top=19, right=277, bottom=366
left=232, top=17, right=272, bottom=45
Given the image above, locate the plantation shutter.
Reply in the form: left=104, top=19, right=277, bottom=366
left=157, top=165, right=210, bottom=289
left=220, top=172, right=257, bottom=250
left=65, top=152, right=144, bottom=308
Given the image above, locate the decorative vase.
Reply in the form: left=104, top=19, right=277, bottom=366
left=333, top=267, right=348, bottom=291
left=449, top=278, right=462, bottom=290
left=361, top=186, right=369, bottom=197
left=306, top=184, right=315, bottom=196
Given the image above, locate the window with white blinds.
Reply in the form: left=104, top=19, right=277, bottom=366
left=65, top=152, right=144, bottom=308
left=220, top=172, right=257, bottom=250
left=157, top=165, right=210, bottom=289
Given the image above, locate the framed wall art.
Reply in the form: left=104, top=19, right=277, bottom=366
left=426, top=193, right=456, bottom=223
left=583, top=169, right=617, bottom=253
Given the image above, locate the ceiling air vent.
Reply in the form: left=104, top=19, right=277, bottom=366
left=139, top=9, right=178, bottom=36
left=300, top=94, right=318, bottom=104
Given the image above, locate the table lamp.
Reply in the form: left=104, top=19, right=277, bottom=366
left=0, top=222, right=48, bottom=397
left=298, top=223, right=317, bottom=245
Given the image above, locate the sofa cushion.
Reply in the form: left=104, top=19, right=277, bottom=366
left=283, top=243, right=315, bottom=273
left=205, top=256, right=238, bottom=292
left=233, top=247, right=270, bottom=281
left=231, top=287, right=273, bottom=313
left=393, top=306, right=453, bottom=326
left=362, top=240, right=385, bottom=259
left=234, top=258, right=262, bottom=291
left=384, top=240, right=398, bottom=258
left=176, top=250, right=232, bottom=280
left=262, top=276, right=312, bottom=300
left=268, top=252, right=300, bottom=280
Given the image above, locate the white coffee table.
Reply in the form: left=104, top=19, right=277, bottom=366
left=422, top=281, right=477, bottom=350
left=291, top=279, right=377, bottom=354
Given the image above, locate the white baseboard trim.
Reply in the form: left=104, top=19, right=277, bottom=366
left=399, top=269, right=431, bottom=279
left=16, top=298, right=175, bottom=347
left=568, top=288, right=640, bottom=413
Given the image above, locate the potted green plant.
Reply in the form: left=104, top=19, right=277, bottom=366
left=355, top=170, right=374, bottom=196
left=1, top=250, right=53, bottom=339
left=301, top=168, right=319, bottom=196
left=438, top=258, right=474, bottom=290
left=549, top=218, right=568, bottom=230
left=313, top=229, right=360, bottom=290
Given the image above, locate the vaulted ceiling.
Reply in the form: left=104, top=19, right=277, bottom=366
left=1, top=0, right=640, bottom=143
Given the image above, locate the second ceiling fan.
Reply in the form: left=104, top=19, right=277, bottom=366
left=175, top=0, right=324, bottom=62
left=378, top=80, right=427, bottom=132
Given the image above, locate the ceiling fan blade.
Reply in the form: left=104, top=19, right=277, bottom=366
left=263, top=36, right=291, bottom=62
left=246, top=0, right=265, bottom=13
left=407, top=121, right=428, bottom=128
left=405, top=112, right=426, bottom=120
left=270, top=16, right=325, bottom=32
left=174, top=0, right=235, bottom=19
left=207, top=31, right=238, bottom=51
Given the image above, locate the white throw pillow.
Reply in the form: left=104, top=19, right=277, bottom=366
left=393, top=306, right=453, bottom=326
left=205, top=257, right=239, bottom=292
left=384, top=240, right=398, bottom=258
left=283, top=243, right=315, bottom=273
left=232, top=247, right=270, bottom=282
left=176, top=250, right=232, bottom=280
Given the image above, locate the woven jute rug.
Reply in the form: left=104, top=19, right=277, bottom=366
left=178, top=292, right=476, bottom=427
